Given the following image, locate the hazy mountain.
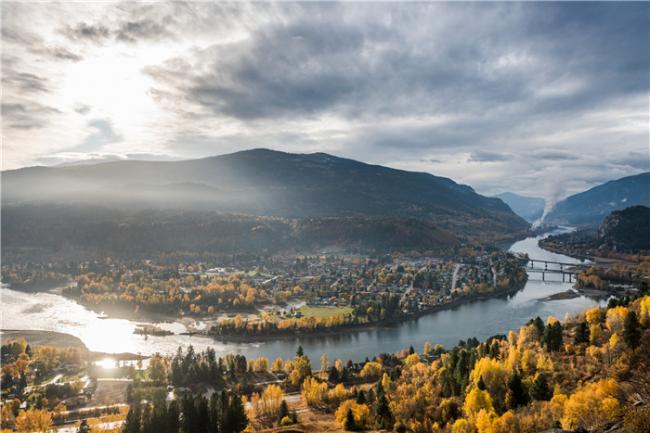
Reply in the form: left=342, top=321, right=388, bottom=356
left=598, top=205, right=650, bottom=251
left=2, top=149, right=529, bottom=259
left=545, top=172, right=650, bottom=226
left=493, top=192, right=545, bottom=222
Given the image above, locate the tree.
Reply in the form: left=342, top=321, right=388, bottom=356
left=328, top=366, right=340, bottom=383
left=574, top=321, right=590, bottom=344
left=148, top=354, right=168, bottom=385
left=320, top=353, right=329, bottom=374
left=226, top=394, right=248, bottom=433
left=623, top=311, right=641, bottom=349
left=506, top=371, right=528, bottom=409
left=344, top=407, right=356, bottom=431
left=543, top=321, right=563, bottom=352
left=529, top=372, right=552, bottom=401
left=278, top=400, right=289, bottom=423
left=296, top=346, right=304, bottom=357
left=360, top=361, right=382, bottom=380
left=463, top=388, right=493, bottom=419
left=561, top=379, right=622, bottom=431
left=15, top=409, right=52, bottom=433
left=375, top=393, right=393, bottom=429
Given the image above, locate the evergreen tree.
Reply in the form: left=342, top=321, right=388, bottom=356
left=227, top=394, right=248, bottom=433
left=574, top=321, right=590, bottom=344
left=123, top=404, right=142, bottom=433
left=477, top=375, right=486, bottom=391
left=375, top=393, right=393, bottom=429
left=623, top=311, right=641, bottom=349
left=278, top=400, right=289, bottom=423
left=356, top=390, right=366, bottom=404
left=506, top=371, right=528, bottom=409
left=328, top=366, right=340, bottom=383
left=544, top=322, right=563, bottom=352
left=344, top=407, right=356, bottom=431
left=296, top=346, right=304, bottom=357
left=529, top=372, right=552, bottom=401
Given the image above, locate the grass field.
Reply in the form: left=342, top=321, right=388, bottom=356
left=297, top=306, right=353, bottom=318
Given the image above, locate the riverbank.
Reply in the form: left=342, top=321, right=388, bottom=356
left=1, top=329, right=148, bottom=361
left=207, top=279, right=527, bottom=343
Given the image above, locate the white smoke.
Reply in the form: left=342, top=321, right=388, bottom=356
left=532, top=174, right=566, bottom=229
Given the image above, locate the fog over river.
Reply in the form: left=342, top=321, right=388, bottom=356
left=1, top=229, right=605, bottom=362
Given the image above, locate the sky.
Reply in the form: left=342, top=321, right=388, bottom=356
left=2, top=1, right=649, bottom=200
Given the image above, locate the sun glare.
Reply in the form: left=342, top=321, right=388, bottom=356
left=97, top=358, right=117, bottom=369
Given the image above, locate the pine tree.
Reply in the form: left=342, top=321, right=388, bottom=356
left=623, top=311, right=641, bottom=349
left=227, top=394, right=248, bottom=433
left=375, top=393, right=394, bottom=429
left=506, top=371, right=528, bottom=409
left=529, top=372, right=552, bottom=401
left=344, top=407, right=356, bottom=431
left=296, top=345, right=304, bottom=357
left=278, top=400, right=289, bottom=423
left=123, top=404, right=142, bottom=433
left=356, top=390, right=366, bottom=404
left=574, top=321, right=590, bottom=344
left=328, top=366, right=340, bottom=383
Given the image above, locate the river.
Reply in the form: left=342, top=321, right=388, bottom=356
left=1, top=229, right=605, bottom=363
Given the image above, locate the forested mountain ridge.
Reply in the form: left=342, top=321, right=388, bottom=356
left=1, top=149, right=529, bottom=260
left=599, top=205, right=650, bottom=251
left=2, top=149, right=523, bottom=224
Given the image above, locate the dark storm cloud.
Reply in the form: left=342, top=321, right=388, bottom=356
left=146, top=2, right=649, bottom=130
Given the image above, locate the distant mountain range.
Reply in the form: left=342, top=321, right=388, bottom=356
left=545, top=172, right=650, bottom=226
left=1, top=149, right=529, bottom=259
left=493, top=192, right=545, bottom=222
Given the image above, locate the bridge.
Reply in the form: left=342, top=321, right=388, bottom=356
left=525, top=258, right=588, bottom=283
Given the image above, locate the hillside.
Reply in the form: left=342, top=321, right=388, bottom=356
left=494, top=192, right=545, bottom=222
left=599, top=205, right=650, bottom=251
left=1, top=149, right=528, bottom=260
left=545, top=172, right=650, bottom=226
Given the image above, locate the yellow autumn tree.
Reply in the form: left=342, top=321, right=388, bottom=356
left=15, top=409, right=52, bottom=433
left=301, top=377, right=328, bottom=407
left=605, top=306, right=629, bottom=334
left=451, top=418, right=473, bottom=433
left=335, top=400, right=371, bottom=429
left=561, top=379, right=622, bottom=431
left=639, top=296, right=650, bottom=326
left=360, top=361, right=383, bottom=380
left=463, top=388, right=494, bottom=419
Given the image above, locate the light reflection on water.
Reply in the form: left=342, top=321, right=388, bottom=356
left=1, top=229, right=605, bottom=362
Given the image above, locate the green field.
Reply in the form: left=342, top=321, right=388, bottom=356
left=297, top=305, right=353, bottom=318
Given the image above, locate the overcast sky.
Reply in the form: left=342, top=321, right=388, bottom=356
left=2, top=2, right=649, bottom=199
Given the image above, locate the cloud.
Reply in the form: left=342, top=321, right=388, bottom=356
left=70, top=119, right=124, bottom=153
left=2, top=102, right=61, bottom=130
left=1, top=2, right=648, bottom=197
left=62, top=22, right=111, bottom=43
left=469, top=151, right=512, bottom=163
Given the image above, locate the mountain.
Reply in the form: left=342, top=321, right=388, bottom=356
left=1, top=149, right=529, bottom=259
left=598, top=205, right=650, bottom=251
left=545, top=172, right=650, bottom=226
left=493, top=192, right=545, bottom=222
